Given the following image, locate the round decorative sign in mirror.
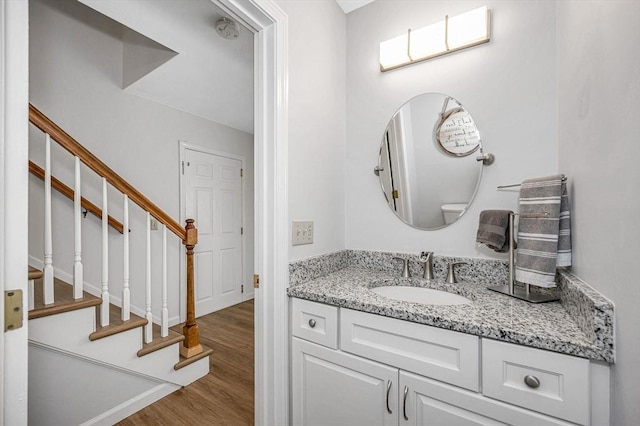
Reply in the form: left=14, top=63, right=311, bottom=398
left=436, top=106, right=481, bottom=156
left=375, top=93, right=487, bottom=230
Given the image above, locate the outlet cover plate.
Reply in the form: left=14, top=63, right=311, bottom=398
left=292, top=221, right=313, bottom=246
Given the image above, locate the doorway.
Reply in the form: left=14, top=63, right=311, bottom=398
left=2, top=0, right=289, bottom=423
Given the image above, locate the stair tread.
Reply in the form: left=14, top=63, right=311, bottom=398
left=174, top=345, right=214, bottom=370
left=137, top=325, right=185, bottom=357
left=169, top=322, right=213, bottom=369
left=29, top=274, right=101, bottom=320
left=89, top=307, right=147, bottom=341
left=28, top=267, right=43, bottom=280
left=29, top=268, right=204, bottom=374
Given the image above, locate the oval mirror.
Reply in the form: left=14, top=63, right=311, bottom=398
left=375, top=93, right=485, bottom=230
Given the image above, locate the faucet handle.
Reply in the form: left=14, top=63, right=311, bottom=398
left=393, top=256, right=411, bottom=278
left=446, top=262, right=467, bottom=284
left=419, top=252, right=434, bottom=280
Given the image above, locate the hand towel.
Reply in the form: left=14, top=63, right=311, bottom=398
left=515, top=174, right=572, bottom=288
left=476, top=210, right=513, bottom=253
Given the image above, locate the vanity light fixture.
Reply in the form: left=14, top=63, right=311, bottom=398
left=379, top=6, right=491, bottom=72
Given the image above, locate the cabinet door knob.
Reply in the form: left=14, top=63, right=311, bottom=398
left=403, top=385, right=409, bottom=420
left=386, top=380, right=392, bottom=414
left=524, top=375, right=541, bottom=389
left=308, top=319, right=316, bottom=328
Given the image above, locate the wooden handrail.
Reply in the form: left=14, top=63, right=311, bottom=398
left=29, top=161, right=125, bottom=234
left=28, top=104, right=185, bottom=241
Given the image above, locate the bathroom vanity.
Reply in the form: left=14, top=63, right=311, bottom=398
left=288, top=251, right=613, bottom=426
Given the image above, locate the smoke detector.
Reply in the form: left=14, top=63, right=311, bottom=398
left=216, top=18, right=240, bottom=40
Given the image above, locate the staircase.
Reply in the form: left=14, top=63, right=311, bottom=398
left=27, top=105, right=212, bottom=425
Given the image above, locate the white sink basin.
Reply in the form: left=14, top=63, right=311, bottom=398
left=370, top=286, right=472, bottom=305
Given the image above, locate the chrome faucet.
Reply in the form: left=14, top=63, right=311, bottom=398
left=446, top=262, right=468, bottom=284
left=393, top=256, right=411, bottom=278
left=419, top=251, right=434, bottom=280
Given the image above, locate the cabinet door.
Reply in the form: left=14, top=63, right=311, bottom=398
left=292, top=337, right=399, bottom=426
left=399, top=371, right=575, bottom=426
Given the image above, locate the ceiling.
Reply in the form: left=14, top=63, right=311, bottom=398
left=75, top=0, right=376, bottom=135
left=79, top=0, right=254, bottom=134
left=335, top=0, right=377, bottom=14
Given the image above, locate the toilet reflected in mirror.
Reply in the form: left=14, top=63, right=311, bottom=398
left=441, top=203, right=468, bottom=225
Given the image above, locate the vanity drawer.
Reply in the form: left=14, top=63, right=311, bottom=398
left=482, top=339, right=590, bottom=425
left=291, top=298, right=338, bottom=349
left=340, top=308, right=480, bottom=391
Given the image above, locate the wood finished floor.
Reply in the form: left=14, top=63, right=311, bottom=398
left=116, top=300, right=254, bottom=426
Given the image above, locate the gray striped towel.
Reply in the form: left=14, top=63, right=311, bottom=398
left=515, top=174, right=572, bottom=288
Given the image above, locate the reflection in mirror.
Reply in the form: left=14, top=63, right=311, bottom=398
left=376, top=93, right=485, bottom=230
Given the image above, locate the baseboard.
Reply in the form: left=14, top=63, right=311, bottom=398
left=79, top=383, right=180, bottom=426
left=29, top=254, right=180, bottom=326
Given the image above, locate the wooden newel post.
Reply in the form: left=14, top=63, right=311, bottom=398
left=181, top=218, right=203, bottom=358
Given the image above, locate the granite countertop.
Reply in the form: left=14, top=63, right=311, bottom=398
left=287, top=264, right=613, bottom=362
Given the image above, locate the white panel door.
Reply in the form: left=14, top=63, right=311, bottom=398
left=185, top=148, right=243, bottom=316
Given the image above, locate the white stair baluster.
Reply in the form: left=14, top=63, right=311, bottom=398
left=28, top=278, right=35, bottom=311
left=73, top=156, right=83, bottom=299
left=43, top=134, right=54, bottom=305
left=122, top=194, right=130, bottom=321
left=145, top=212, right=153, bottom=343
left=100, top=178, right=110, bottom=327
left=161, top=224, right=168, bottom=337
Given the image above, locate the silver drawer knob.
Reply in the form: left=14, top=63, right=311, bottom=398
left=524, top=375, right=541, bottom=389
left=308, top=319, right=316, bottom=328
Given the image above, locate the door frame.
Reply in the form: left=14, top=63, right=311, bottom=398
left=178, top=141, right=248, bottom=318
left=1, top=0, right=289, bottom=424
left=1, top=0, right=30, bottom=424
left=209, top=1, right=291, bottom=424
left=0, top=0, right=289, bottom=425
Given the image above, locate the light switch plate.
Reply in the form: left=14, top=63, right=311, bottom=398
left=292, top=221, right=314, bottom=245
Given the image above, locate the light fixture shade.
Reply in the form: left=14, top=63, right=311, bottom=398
left=379, top=5, right=490, bottom=72
left=447, top=6, right=490, bottom=50
left=379, top=32, right=410, bottom=70
left=409, top=21, right=446, bottom=61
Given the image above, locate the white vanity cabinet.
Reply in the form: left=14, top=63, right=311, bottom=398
left=290, top=298, right=606, bottom=426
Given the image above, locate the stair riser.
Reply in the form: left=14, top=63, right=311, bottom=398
left=29, top=307, right=204, bottom=385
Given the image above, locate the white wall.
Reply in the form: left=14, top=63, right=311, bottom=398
left=557, top=1, right=640, bottom=424
left=28, top=344, right=161, bottom=426
left=28, top=0, right=254, bottom=324
left=274, top=0, right=347, bottom=261
left=346, top=0, right=558, bottom=257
